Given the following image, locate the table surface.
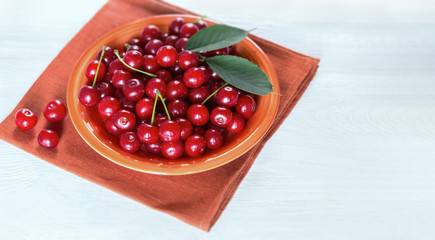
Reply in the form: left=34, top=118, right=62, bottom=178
left=1, top=0, right=435, bottom=239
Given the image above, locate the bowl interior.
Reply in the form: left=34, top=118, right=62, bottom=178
left=67, top=14, right=280, bottom=175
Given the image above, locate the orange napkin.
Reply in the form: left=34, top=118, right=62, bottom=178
left=0, top=0, right=319, bottom=231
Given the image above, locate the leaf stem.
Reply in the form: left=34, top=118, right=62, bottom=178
left=150, top=92, right=159, bottom=126
left=201, top=82, right=229, bottom=105
left=158, top=93, right=171, bottom=120
left=92, top=46, right=106, bottom=87
left=113, top=50, right=157, bottom=77
left=192, top=15, right=207, bottom=24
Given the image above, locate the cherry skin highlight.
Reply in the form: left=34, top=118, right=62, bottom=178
left=15, top=108, right=37, bottom=130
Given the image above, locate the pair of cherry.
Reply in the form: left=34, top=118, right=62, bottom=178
left=15, top=100, right=67, bottom=148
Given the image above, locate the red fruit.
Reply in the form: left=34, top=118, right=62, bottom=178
left=174, top=37, right=188, bottom=52
left=178, top=51, right=199, bottom=70
left=188, top=86, right=209, bottom=104
left=119, top=131, right=140, bottom=153
left=169, top=17, right=185, bottom=35
left=144, top=39, right=164, bottom=55
left=183, top=67, right=206, bottom=88
left=135, top=97, right=154, bottom=119
left=95, top=81, right=115, bottom=98
left=38, top=129, right=59, bottom=148
left=85, top=59, right=106, bottom=82
left=112, top=70, right=132, bottom=89
left=113, top=109, right=136, bottom=131
left=235, top=95, right=257, bottom=118
left=98, top=96, right=121, bottom=120
left=122, top=78, right=145, bottom=101
left=226, top=113, right=245, bottom=133
left=78, top=85, right=100, bottom=107
left=43, top=100, right=66, bottom=123
left=175, top=118, right=193, bottom=141
left=167, top=80, right=188, bottom=100
left=137, top=123, right=159, bottom=144
left=185, top=134, right=207, bottom=157
left=140, top=25, right=162, bottom=43
left=123, top=50, right=143, bottom=72
left=179, top=23, right=199, bottom=38
left=142, top=55, right=160, bottom=74
left=216, top=85, right=239, bottom=108
left=158, top=120, right=181, bottom=142
left=15, top=108, right=37, bottom=130
left=108, top=59, right=124, bottom=74
left=194, top=20, right=208, bottom=30
left=97, top=46, right=115, bottom=67
left=156, top=45, right=178, bottom=67
left=144, top=139, right=162, bottom=154
left=204, top=129, right=223, bottom=149
left=164, top=35, right=180, bottom=46
left=186, top=104, right=209, bottom=126
left=145, top=77, right=166, bottom=98
left=167, top=99, right=188, bottom=119
left=105, top=118, right=123, bottom=135
left=156, top=69, right=173, bottom=83
left=161, top=140, right=184, bottom=159
left=210, top=106, right=233, bottom=127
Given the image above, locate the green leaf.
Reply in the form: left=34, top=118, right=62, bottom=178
left=185, top=24, right=248, bottom=52
left=206, top=55, right=274, bottom=95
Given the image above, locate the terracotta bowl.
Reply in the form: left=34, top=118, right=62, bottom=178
left=67, top=14, right=280, bottom=175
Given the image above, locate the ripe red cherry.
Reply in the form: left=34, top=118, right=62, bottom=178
left=158, top=120, right=181, bottom=142
left=85, top=60, right=106, bottom=82
left=113, top=109, right=136, bottom=131
left=108, top=59, right=124, bottom=74
left=144, top=139, right=162, bottom=154
left=194, top=20, right=208, bottom=30
left=125, top=44, right=144, bottom=54
left=167, top=99, right=188, bottom=119
left=174, top=37, right=188, bottom=52
left=188, top=86, right=209, bottom=104
left=156, top=69, right=173, bottom=83
left=161, top=140, right=184, bottom=159
left=119, top=131, right=140, bottom=153
left=210, top=106, right=233, bottom=127
left=43, top=100, right=67, bottom=123
left=97, top=46, right=115, bottom=67
left=78, top=86, right=100, bottom=107
left=144, top=39, right=164, bottom=55
left=175, top=118, right=193, bottom=141
left=178, top=51, right=199, bottom=70
left=216, top=85, right=239, bottom=108
left=123, top=50, right=143, bottom=72
left=185, top=134, right=206, bottom=157
left=98, top=96, right=121, bottom=119
left=15, top=108, right=37, bottom=130
left=187, top=104, right=209, bottom=126
left=236, top=95, right=257, bottom=118
left=183, top=67, right=206, bottom=88
left=140, top=25, right=162, bottom=43
left=226, top=113, right=245, bottom=133
left=204, top=129, right=223, bottom=149
left=179, top=23, right=199, bottom=38
left=95, top=81, right=115, bottom=98
left=135, top=97, right=154, bottom=119
left=127, top=38, right=144, bottom=48
left=153, top=113, right=168, bottom=127
left=122, top=78, right=145, bottom=101
left=164, top=35, right=180, bottom=46
left=137, top=123, right=159, bottom=144
left=156, top=45, right=178, bottom=67
left=142, top=55, right=160, bottom=74
left=167, top=80, right=188, bottom=100
left=112, top=69, right=132, bottom=89
left=38, top=129, right=59, bottom=148
left=169, top=17, right=185, bottom=35
left=105, top=118, right=123, bottom=135
left=193, top=126, right=205, bottom=135
left=119, top=97, right=135, bottom=111
left=146, top=77, right=166, bottom=98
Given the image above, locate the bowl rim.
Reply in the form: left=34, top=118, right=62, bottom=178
left=67, top=14, right=280, bottom=175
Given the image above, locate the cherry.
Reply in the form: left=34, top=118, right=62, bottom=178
left=166, top=80, right=188, bottom=100
left=140, top=25, right=162, bottom=43
left=168, top=62, right=184, bottom=76
left=167, top=99, right=188, bottom=119
left=226, top=113, right=245, bottom=133
left=144, top=39, right=164, bottom=55
left=144, top=139, right=162, bottom=154
left=112, top=70, right=132, bottom=89
left=192, top=126, right=205, bottom=135
left=156, top=45, right=178, bottom=67
left=209, top=81, right=225, bottom=103
left=159, top=120, right=181, bottom=142
left=187, top=104, right=209, bottom=126
left=105, top=118, right=123, bottom=135
left=206, top=47, right=229, bottom=57
left=78, top=85, right=100, bottom=107
left=194, top=20, right=208, bottom=30
left=174, top=37, right=188, bottom=52
left=198, top=66, right=210, bottom=85
left=236, top=95, right=257, bottom=118
left=125, top=44, right=144, bottom=54
left=95, top=81, right=115, bottom=98
left=204, top=129, right=223, bottom=149
left=98, top=96, right=121, bottom=119
left=137, top=123, right=159, bottom=144
left=179, top=23, right=199, bottom=38
left=169, top=17, right=185, bottom=35
left=160, top=33, right=169, bottom=42
left=161, top=140, right=184, bottom=159
left=38, top=129, right=59, bottom=148
left=123, top=50, right=143, bottom=72
left=15, top=108, right=37, bottom=130
left=164, top=35, right=180, bottom=46
left=122, top=78, right=145, bottom=101
left=188, top=86, right=209, bottom=104
left=142, top=55, right=160, bottom=74
left=97, top=46, right=115, bottom=67
left=178, top=51, right=199, bottom=70
left=135, top=97, right=154, bottom=119
left=43, top=100, right=67, bottom=123
left=85, top=59, right=106, bottom=82
left=119, top=131, right=140, bottom=153
left=183, top=67, right=206, bottom=88
left=145, top=78, right=166, bottom=98
left=127, top=38, right=144, bottom=48
left=175, top=118, right=193, bottom=141
left=156, top=69, right=173, bottom=83
left=184, top=134, right=206, bottom=157
left=228, top=45, right=237, bottom=55
left=113, top=109, right=136, bottom=131
left=216, top=85, right=239, bottom=108
left=108, top=59, right=124, bottom=74
left=210, top=106, right=233, bottom=127
left=209, top=69, right=222, bottom=81
left=153, top=113, right=168, bottom=127
left=103, top=72, right=113, bottom=84
left=119, top=97, right=135, bottom=111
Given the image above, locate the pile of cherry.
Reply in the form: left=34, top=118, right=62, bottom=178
left=77, top=17, right=257, bottom=159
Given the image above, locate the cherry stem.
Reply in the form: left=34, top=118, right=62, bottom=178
left=158, top=93, right=171, bottom=120
left=92, top=46, right=106, bottom=87
left=192, top=15, right=207, bottom=24
left=113, top=50, right=157, bottom=78
left=201, top=82, right=229, bottom=105
left=197, top=53, right=206, bottom=62
left=150, top=92, right=159, bottom=126
left=124, top=43, right=131, bottom=50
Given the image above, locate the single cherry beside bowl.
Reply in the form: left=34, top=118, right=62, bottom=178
left=43, top=99, right=67, bottom=123
left=15, top=108, right=37, bottom=130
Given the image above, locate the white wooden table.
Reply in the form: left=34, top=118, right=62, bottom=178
left=1, top=0, right=435, bottom=239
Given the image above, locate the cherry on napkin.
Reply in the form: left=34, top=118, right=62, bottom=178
left=0, top=0, right=319, bottom=231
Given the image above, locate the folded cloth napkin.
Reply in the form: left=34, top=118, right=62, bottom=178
left=0, top=0, right=319, bottom=231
